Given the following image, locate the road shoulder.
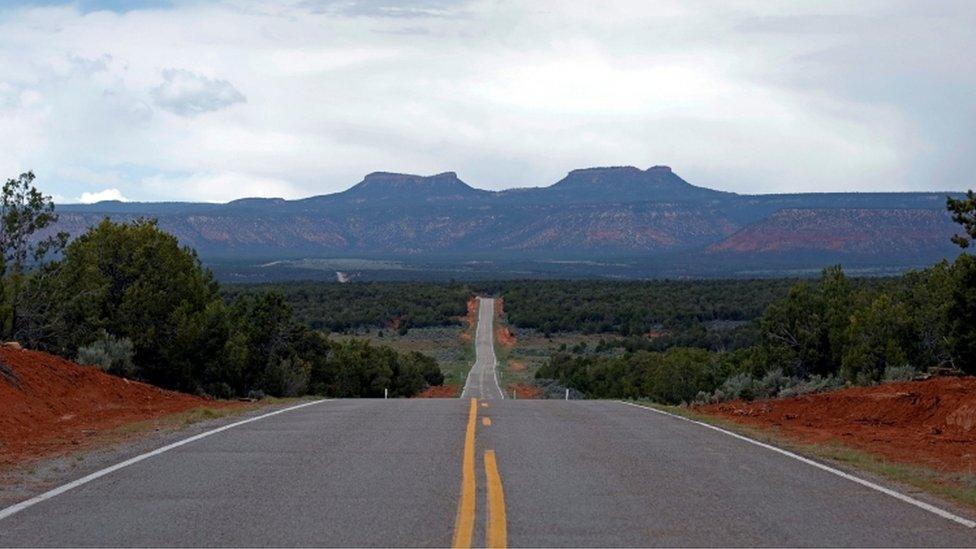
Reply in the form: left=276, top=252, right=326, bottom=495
left=625, top=400, right=976, bottom=524
left=0, top=398, right=315, bottom=510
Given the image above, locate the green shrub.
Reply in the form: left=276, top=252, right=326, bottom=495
left=776, top=374, right=843, bottom=398
left=948, top=254, right=976, bottom=374
left=76, top=331, right=136, bottom=378
left=883, top=364, right=921, bottom=382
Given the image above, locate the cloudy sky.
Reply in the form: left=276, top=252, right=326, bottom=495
left=1, top=0, right=974, bottom=203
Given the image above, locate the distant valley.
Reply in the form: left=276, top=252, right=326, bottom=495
left=52, top=166, right=964, bottom=280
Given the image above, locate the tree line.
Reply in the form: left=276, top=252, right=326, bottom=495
left=0, top=173, right=444, bottom=398
left=224, top=281, right=473, bottom=334
left=488, top=279, right=800, bottom=336
left=247, top=278, right=809, bottom=340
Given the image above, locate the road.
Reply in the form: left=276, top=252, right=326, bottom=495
left=461, top=297, right=505, bottom=400
left=1, top=297, right=974, bottom=547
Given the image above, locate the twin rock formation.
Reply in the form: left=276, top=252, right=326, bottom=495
left=55, top=166, right=962, bottom=272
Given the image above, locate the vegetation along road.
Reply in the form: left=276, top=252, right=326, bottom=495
left=1, top=298, right=974, bottom=547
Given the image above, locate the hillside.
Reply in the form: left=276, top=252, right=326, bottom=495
left=54, top=165, right=964, bottom=277
left=0, top=344, right=231, bottom=468
left=709, top=208, right=959, bottom=259
left=697, top=377, right=976, bottom=474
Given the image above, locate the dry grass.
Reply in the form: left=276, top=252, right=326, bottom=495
left=109, top=403, right=258, bottom=438
left=107, top=396, right=313, bottom=439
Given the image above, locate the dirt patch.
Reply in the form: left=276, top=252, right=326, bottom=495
left=696, top=377, right=976, bottom=473
left=508, top=360, right=526, bottom=372
left=459, top=297, right=479, bottom=343
left=414, top=384, right=461, bottom=398
left=0, top=346, right=239, bottom=470
left=495, top=326, right=517, bottom=347
left=464, top=297, right=478, bottom=328
left=493, top=297, right=516, bottom=347
left=508, top=383, right=541, bottom=399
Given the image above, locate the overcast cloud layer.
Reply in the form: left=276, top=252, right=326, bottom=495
left=0, top=0, right=974, bottom=203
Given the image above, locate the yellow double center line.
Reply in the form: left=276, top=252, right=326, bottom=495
left=453, top=398, right=479, bottom=548
left=453, top=398, right=508, bottom=549
left=484, top=450, right=507, bottom=548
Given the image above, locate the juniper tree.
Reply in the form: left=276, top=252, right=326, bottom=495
left=947, top=190, right=976, bottom=248
left=0, top=172, right=68, bottom=340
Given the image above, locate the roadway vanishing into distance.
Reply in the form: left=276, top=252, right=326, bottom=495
left=1, top=297, right=974, bottom=547
left=461, top=297, right=506, bottom=401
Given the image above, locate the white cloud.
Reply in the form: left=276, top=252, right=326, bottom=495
left=141, top=171, right=305, bottom=202
left=151, top=68, right=245, bottom=116
left=0, top=0, right=973, bottom=201
left=78, top=188, right=127, bottom=203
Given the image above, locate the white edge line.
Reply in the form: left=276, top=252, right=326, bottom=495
left=615, top=400, right=976, bottom=529
left=487, top=299, right=505, bottom=400
left=491, top=355, right=505, bottom=400
left=0, top=399, right=329, bottom=522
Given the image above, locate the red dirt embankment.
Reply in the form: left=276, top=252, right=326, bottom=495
left=459, top=297, right=478, bottom=343
left=508, top=383, right=541, bottom=399
left=414, top=384, right=461, bottom=398
left=0, top=345, right=231, bottom=468
left=495, top=327, right=517, bottom=347
left=493, top=298, right=517, bottom=348
left=697, top=377, right=976, bottom=473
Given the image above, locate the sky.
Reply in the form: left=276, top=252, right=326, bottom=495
left=0, top=0, right=974, bottom=203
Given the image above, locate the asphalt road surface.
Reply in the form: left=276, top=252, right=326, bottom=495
left=461, top=297, right=505, bottom=401
left=1, top=298, right=974, bottom=547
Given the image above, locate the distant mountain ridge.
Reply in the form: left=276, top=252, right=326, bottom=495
left=53, top=166, right=964, bottom=276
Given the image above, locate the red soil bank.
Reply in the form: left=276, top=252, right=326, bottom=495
left=697, top=377, right=976, bottom=473
left=508, top=383, right=541, bottom=399
left=465, top=297, right=478, bottom=328
left=495, top=326, right=517, bottom=348
left=492, top=297, right=517, bottom=347
left=0, top=345, right=228, bottom=468
left=414, top=384, right=461, bottom=398
left=459, top=297, right=479, bottom=343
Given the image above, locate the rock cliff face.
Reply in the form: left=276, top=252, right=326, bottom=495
left=54, top=166, right=964, bottom=271
left=709, top=209, right=958, bottom=255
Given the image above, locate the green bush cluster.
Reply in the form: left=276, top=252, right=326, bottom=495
left=76, top=331, right=136, bottom=377
left=8, top=219, right=444, bottom=398
left=758, top=261, right=974, bottom=381
left=538, top=257, right=976, bottom=404
left=537, top=347, right=725, bottom=404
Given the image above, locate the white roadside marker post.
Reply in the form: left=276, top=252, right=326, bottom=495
left=565, top=388, right=569, bottom=401
left=384, top=388, right=388, bottom=399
